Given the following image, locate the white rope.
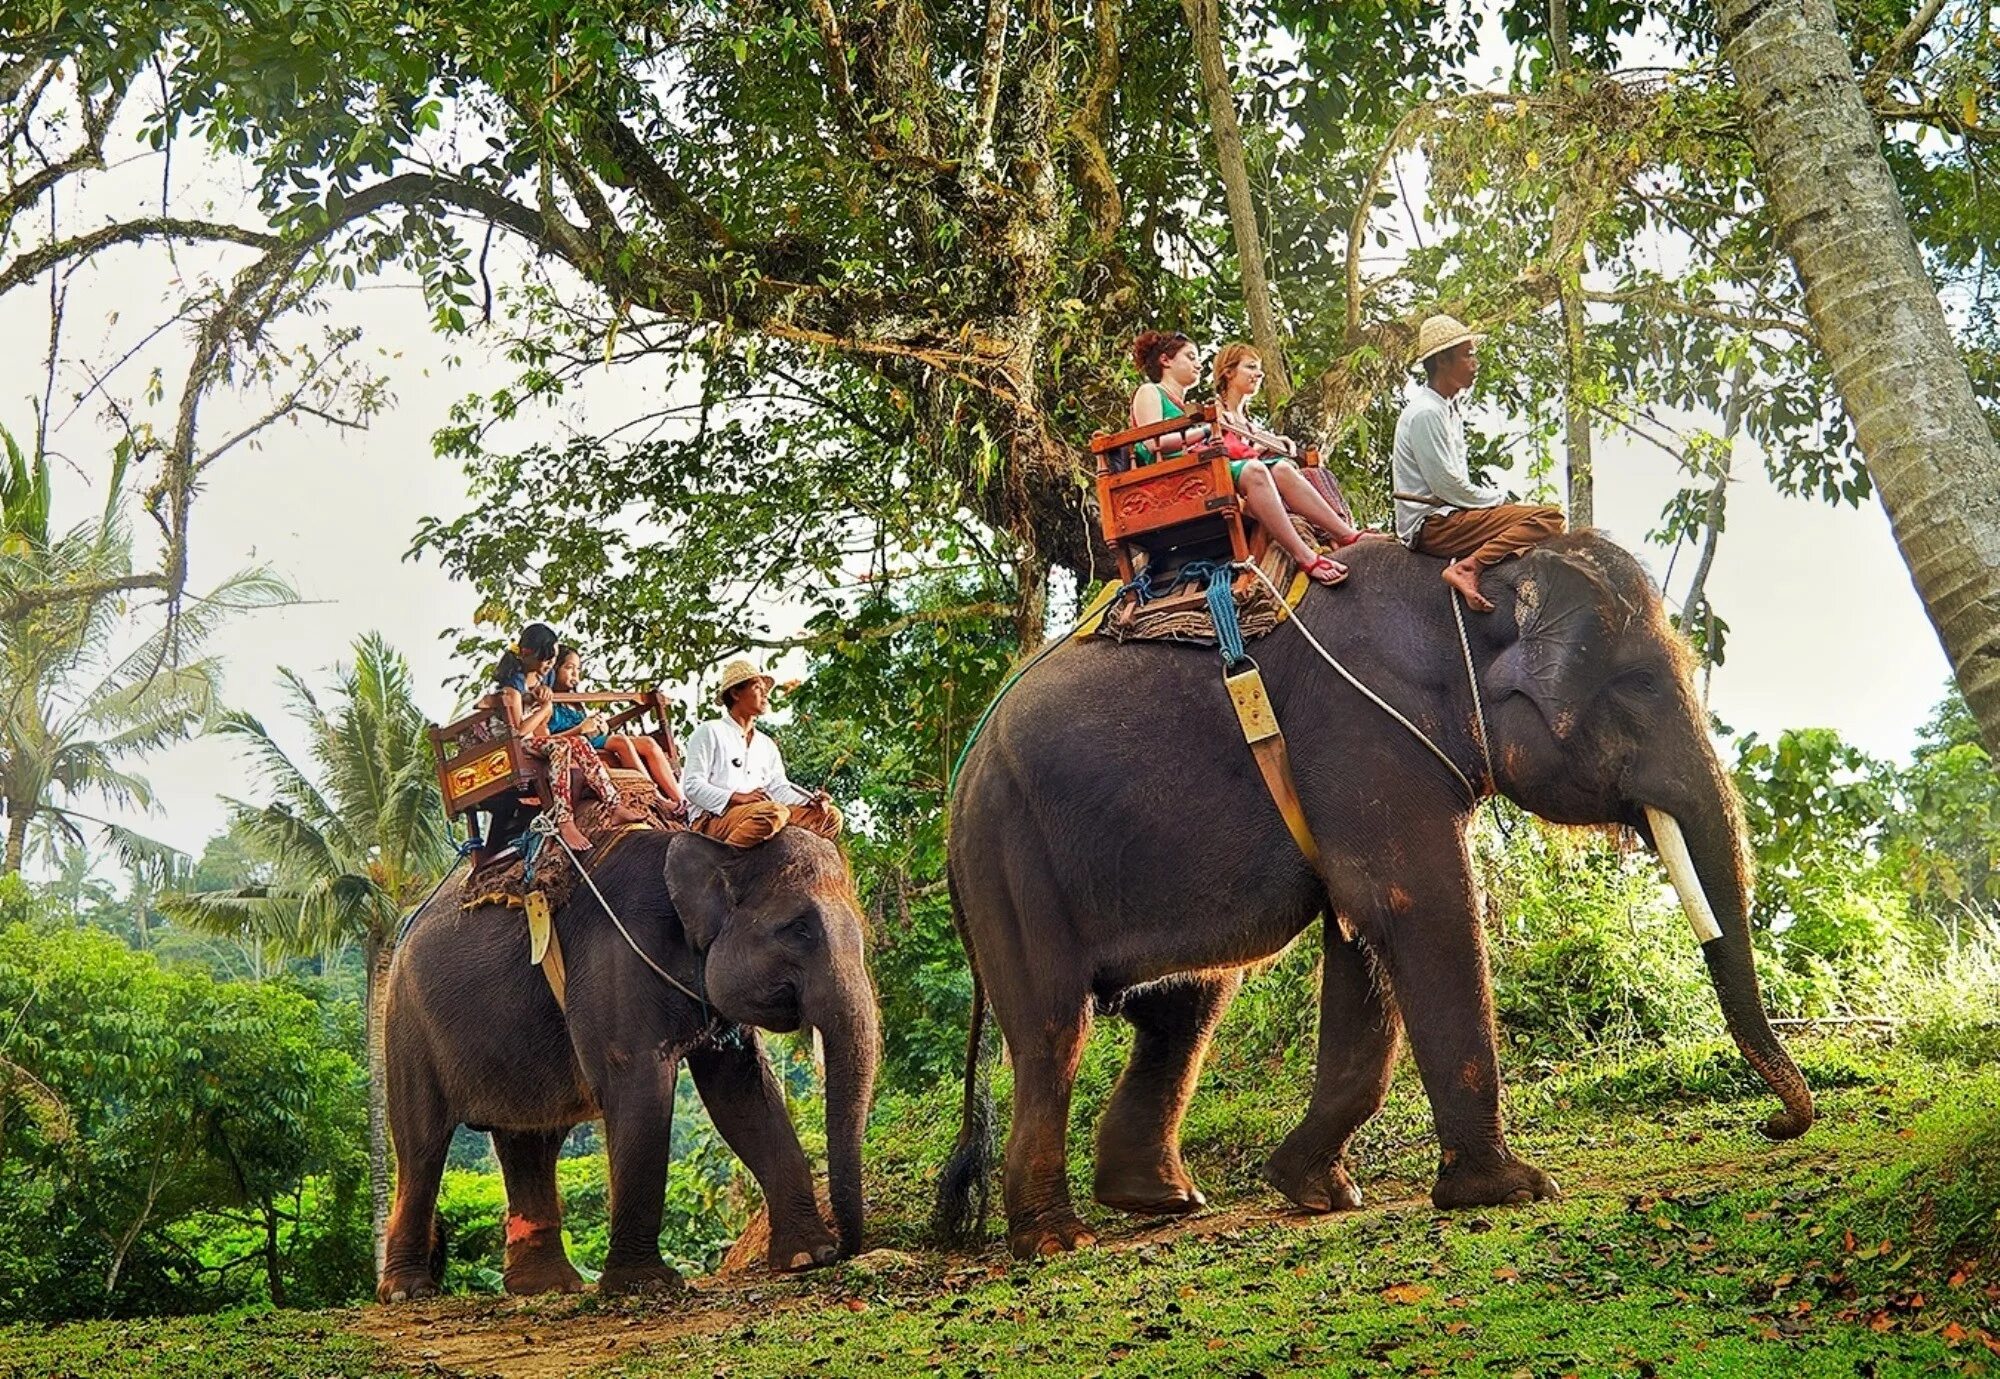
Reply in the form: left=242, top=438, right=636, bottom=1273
left=529, top=815, right=709, bottom=1008
left=1449, top=592, right=1499, bottom=796
left=1241, top=561, right=1480, bottom=805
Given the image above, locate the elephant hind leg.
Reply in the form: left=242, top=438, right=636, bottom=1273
left=378, top=1064, right=456, bottom=1304
left=493, top=1127, right=586, bottom=1296
left=1264, top=919, right=1403, bottom=1213
left=998, top=991, right=1097, bottom=1259
left=1093, top=971, right=1242, bottom=1216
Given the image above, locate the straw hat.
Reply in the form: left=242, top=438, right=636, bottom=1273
left=716, top=658, right=776, bottom=704
left=1412, top=313, right=1486, bottom=365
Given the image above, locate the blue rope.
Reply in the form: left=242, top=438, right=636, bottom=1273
left=1177, top=559, right=1248, bottom=667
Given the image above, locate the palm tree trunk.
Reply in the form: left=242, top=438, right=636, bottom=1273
left=1181, top=0, right=1292, bottom=406
left=3, top=805, right=28, bottom=876
left=1719, top=0, right=2000, bottom=757
left=364, top=931, right=392, bottom=1275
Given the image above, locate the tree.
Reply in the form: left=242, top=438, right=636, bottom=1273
left=0, top=430, right=290, bottom=875
left=161, top=633, right=455, bottom=1273
left=1717, top=0, right=2000, bottom=759
left=0, top=920, right=365, bottom=1318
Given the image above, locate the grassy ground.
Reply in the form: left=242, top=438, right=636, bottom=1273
left=5, top=1030, right=1998, bottom=1378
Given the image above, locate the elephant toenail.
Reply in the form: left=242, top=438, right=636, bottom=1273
left=790, top=1252, right=814, bottom=1270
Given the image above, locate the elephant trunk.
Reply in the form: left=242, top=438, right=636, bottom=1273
left=813, top=968, right=879, bottom=1257
left=1647, top=802, right=1814, bottom=1140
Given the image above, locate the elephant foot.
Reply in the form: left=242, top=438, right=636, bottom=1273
left=598, top=1259, right=684, bottom=1297
left=1008, top=1216, right=1098, bottom=1260
left=376, top=1270, right=440, bottom=1305
left=504, top=1249, right=587, bottom=1296
left=504, top=1218, right=587, bottom=1296
left=770, top=1219, right=840, bottom=1273
left=1261, top=1150, right=1364, bottom=1214
left=1431, top=1154, right=1560, bottom=1210
left=1093, top=1158, right=1207, bottom=1217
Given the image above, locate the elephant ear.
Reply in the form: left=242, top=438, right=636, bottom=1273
left=665, top=833, right=738, bottom=951
left=1485, top=550, right=1613, bottom=742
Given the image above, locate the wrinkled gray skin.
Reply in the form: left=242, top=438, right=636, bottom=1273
left=377, top=829, right=879, bottom=1301
left=941, top=534, right=1811, bottom=1259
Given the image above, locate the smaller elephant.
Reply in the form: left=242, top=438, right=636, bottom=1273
left=377, top=827, right=879, bottom=1301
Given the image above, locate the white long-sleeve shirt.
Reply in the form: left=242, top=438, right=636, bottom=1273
left=1391, top=384, right=1502, bottom=545
left=680, top=716, right=813, bottom=819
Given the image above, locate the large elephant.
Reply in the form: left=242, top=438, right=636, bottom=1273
left=377, top=827, right=879, bottom=1301
left=937, top=533, right=1812, bottom=1258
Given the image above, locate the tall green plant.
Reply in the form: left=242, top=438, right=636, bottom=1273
left=0, top=429, right=290, bottom=875
left=161, top=632, right=455, bottom=1272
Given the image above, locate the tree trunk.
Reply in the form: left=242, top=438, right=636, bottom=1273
left=262, top=1198, right=287, bottom=1307
left=364, top=931, right=392, bottom=1276
left=3, top=805, right=28, bottom=876
left=1180, top=0, right=1292, bottom=406
left=1559, top=272, right=1592, bottom=526
left=1719, top=0, right=2000, bottom=758
left=1013, top=549, right=1049, bottom=653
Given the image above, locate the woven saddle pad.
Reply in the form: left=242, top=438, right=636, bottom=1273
left=461, top=768, right=683, bottom=914
left=1092, top=516, right=1319, bottom=648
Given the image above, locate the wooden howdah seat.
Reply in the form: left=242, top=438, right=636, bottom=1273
left=429, top=688, right=681, bottom=849
left=1090, top=403, right=1326, bottom=618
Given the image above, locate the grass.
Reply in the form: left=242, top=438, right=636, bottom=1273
left=604, top=1034, right=2000, bottom=1379
left=0, top=1307, right=415, bottom=1378
left=4, top=1030, right=1997, bottom=1378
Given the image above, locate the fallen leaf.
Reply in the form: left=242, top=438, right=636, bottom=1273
left=1943, top=1322, right=1968, bottom=1345
left=1382, top=1283, right=1434, bottom=1305
left=1493, top=1267, right=1520, bottom=1282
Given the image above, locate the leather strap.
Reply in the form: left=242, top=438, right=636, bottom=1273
left=1224, top=661, right=1323, bottom=871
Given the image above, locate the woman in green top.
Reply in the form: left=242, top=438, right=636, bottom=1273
left=1127, top=331, right=1358, bottom=586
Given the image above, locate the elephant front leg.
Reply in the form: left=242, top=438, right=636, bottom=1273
left=597, top=1051, right=686, bottom=1296
left=1264, top=918, right=1403, bottom=1212
left=1093, top=971, right=1242, bottom=1216
left=493, top=1127, right=587, bottom=1296
left=1359, top=834, right=1559, bottom=1210
left=686, top=1031, right=837, bottom=1272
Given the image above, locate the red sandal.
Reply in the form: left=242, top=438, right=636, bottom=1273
left=1305, top=554, right=1349, bottom=586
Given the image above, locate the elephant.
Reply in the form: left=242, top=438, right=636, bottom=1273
left=935, top=532, right=1812, bottom=1259
left=376, top=826, right=879, bottom=1301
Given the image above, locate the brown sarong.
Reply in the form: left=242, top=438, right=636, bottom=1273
left=1415, top=503, right=1566, bottom=568
left=693, top=797, right=843, bottom=848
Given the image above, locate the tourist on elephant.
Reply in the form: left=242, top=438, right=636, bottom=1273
left=1129, top=330, right=1356, bottom=586
left=1393, top=314, right=1566, bottom=612
left=549, top=645, right=687, bottom=817
left=681, top=660, right=841, bottom=848
left=491, top=625, right=643, bottom=853
left=1213, top=341, right=1380, bottom=561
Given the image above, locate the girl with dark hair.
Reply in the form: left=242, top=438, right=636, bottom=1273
left=549, top=646, right=688, bottom=815
left=490, top=624, right=641, bottom=853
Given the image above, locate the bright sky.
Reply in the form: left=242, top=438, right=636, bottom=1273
left=7, top=60, right=1960, bottom=874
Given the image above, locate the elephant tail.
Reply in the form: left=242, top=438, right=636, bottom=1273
left=931, top=908, right=995, bottom=1247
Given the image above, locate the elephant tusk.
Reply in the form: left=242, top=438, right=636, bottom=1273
left=1645, top=807, right=1724, bottom=945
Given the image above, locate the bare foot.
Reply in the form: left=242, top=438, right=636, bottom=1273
left=558, top=819, right=594, bottom=851
left=608, top=803, right=649, bottom=827
left=1304, top=553, right=1349, bottom=586
left=1441, top=559, right=1494, bottom=612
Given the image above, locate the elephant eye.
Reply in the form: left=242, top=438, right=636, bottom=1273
left=781, top=914, right=816, bottom=942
